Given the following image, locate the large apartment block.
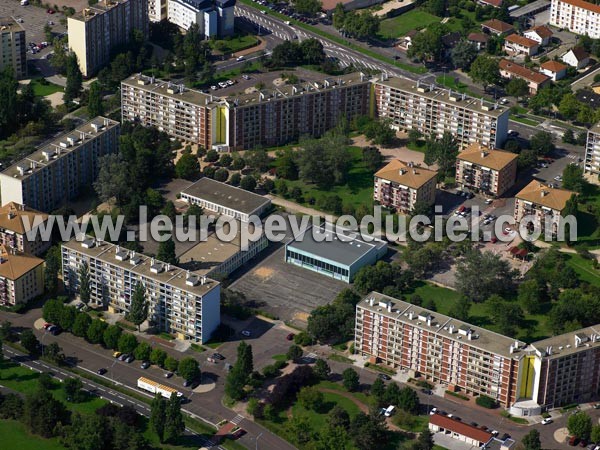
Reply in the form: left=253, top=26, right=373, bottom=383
left=373, top=159, right=437, bottom=214
left=585, top=122, right=600, bottom=175
left=356, top=292, right=600, bottom=415
left=513, top=181, right=575, bottom=236
left=373, top=77, right=509, bottom=149
left=68, top=0, right=149, bottom=77
left=62, top=237, right=221, bottom=343
left=0, top=117, right=120, bottom=213
left=168, top=0, right=235, bottom=37
left=550, top=0, right=600, bottom=39
left=455, top=144, right=517, bottom=196
left=0, top=245, right=44, bottom=307
left=0, top=203, right=50, bottom=257
left=148, top=0, right=167, bottom=21
left=121, top=72, right=371, bottom=150
left=0, top=17, right=26, bottom=79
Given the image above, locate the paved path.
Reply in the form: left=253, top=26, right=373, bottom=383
left=266, top=195, right=337, bottom=221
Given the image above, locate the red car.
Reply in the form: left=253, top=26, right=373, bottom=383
left=569, top=436, right=579, bottom=446
left=43, top=322, right=53, bottom=329
left=286, top=333, right=295, bottom=341
left=47, top=9, right=55, bottom=13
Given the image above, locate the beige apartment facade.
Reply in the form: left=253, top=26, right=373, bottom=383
left=0, top=245, right=44, bottom=307
left=585, top=121, right=600, bottom=175
left=0, top=203, right=50, bottom=256
left=374, top=160, right=437, bottom=214
left=373, top=77, right=509, bottom=149
left=455, top=144, right=518, bottom=196
left=550, top=0, right=600, bottom=39
left=68, top=0, right=149, bottom=77
left=0, top=17, right=26, bottom=79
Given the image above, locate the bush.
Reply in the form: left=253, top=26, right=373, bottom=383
left=475, top=394, right=497, bottom=409
left=262, top=364, right=281, bottom=378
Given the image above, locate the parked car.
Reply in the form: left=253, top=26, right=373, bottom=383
left=43, top=322, right=53, bottom=329
left=421, top=388, right=433, bottom=395
left=164, top=372, right=174, bottom=378
left=429, top=407, right=438, bottom=415
left=232, top=428, right=246, bottom=439
left=140, top=361, right=151, bottom=369
left=118, top=353, right=128, bottom=361
left=97, top=368, right=107, bottom=375
left=491, top=430, right=499, bottom=436
left=508, top=130, right=519, bottom=137
left=286, top=333, right=295, bottom=341
left=236, top=55, right=245, bottom=61
left=541, top=418, right=553, bottom=425
left=570, top=437, right=580, bottom=446
left=378, top=373, right=391, bottom=381
left=183, top=379, right=191, bottom=387
left=580, top=440, right=588, bottom=448
left=113, top=351, right=122, bottom=358
left=212, top=353, right=225, bottom=360
left=47, top=8, right=55, bottom=13
left=125, top=355, right=135, bottom=363
left=485, top=199, right=493, bottom=204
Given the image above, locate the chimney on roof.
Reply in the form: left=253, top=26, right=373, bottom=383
left=387, top=302, right=392, bottom=313
left=541, top=190, right=548, bottom=197
left=413, top=169, right=417, bottom=174
left=481, top=151, right=487, bottom=158
left=399, top=169, right=406, bottom=175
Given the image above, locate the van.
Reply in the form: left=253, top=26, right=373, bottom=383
left=21, top=0, right=29, bottom=5
left=384, top=405, right=396, bottom=417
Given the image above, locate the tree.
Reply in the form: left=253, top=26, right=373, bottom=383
left=568, top=411, right=592, bottom=440
left=361, top=146, right=384, bottom=172
left=134, top=342, right=152, bottom=361
left=371, top=377, right=385, bottom=402
left=240, top=175, right=257, bottom=191
left=451, top=40, right=478, bottom=70
left=563, top=128, right=575, bottom=144
left=559, top=94, right=581, bottom=120
left=365, top=119, right=395, bottom=146
left=64, top=53, right=83, bottom=105
left=127, top=283, right=148, bottom=331
left=224, top=365, right=247, bottom=401
left=408, top=25, right=446, bottom=62
left=486, top=295, right=524, bottom=336
left=286, top=344, right=303, bottom=362
left=530, top=131, right=555, bottom=156
left=297, top=386, right=324, bottom=411
left=72, top=313, right=92, bottom=338
left=165, top=356, right=179, bottom=372
left=150, top=347, right=168, bottom=367
left=86, top=318, right=107, bottom=344
left=300, top=38, right=326, bottom=64
left=219, top=153, right=233, bottom=167
left=470, top=55, right=500, bottom=90
left=164, top=394, right=185, bottom=443
left=448, top=296, right=471, bottom=321
left=342, top=368, right=360, bottom=391
left=293, top=0, right=322, bottom=15
left=78, top=261, right=91, bottom=306
left=522, top=429, right=541, bottom=450
left=590, top=425, right=600, bottom=445
left=328, top=405, right=350, bottom=430
left=506, top=77, right=529, bottom=100
left=178, top=357, right=200, bottom=381
left=351, top=413, right=388, bottom=450
left=23, top=389, right=68, bottom=438
left=45, top=246, right=62, bottom=293
left=424, top=131, right=459, bottom=178
left=518, top=149, right=538, bottom=170
left=456, top=250, right=517, bottom=303
left=157, top=237, right=178, bottom=265
left=214, top=167, right=229, bottom=182
left=59, top=306, right=77, bottom=331
left=103, top=325, right=122, bottom=349
left=63, top=377, right=85, bottom=402
left=518, top=279, right=545, bottom=314
left=175, top=153, right=201, bottom=180
left=87, top=81, right=104, bottom=117
left=314, top=359, right=331, bottom=380
left=150, top=394, right=167, bottom=442
left=118, top=333, right=138, bottom=354
left=563, top=164, right=586, bottom=192
left=413, top=429, right=434, bottom=450
left=94, top=154, right=131, bottom=206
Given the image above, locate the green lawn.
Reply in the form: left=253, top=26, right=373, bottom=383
left=435, top=76, right=478, bottom=98
left=511, top=116, right=540, bottom=126
left=564, top=253, right=600, bottom=285
left=378, top=9, right=441, bottom=39
left=27, top=78, right=63, bottom=97
left=209, top=34, right=260, bottom=54
left=0, top=420, right=65, bottom=450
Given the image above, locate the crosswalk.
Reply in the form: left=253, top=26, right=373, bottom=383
left=566, top=154, right=579, bottom=160
left=231, top=414, right=245, bottom=425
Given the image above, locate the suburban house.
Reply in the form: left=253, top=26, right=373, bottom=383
left=503, top=34, right=540, bottom=56
left=481, top=19, right=515, bottom=35
left=562, top=47, right=590, bottom=69
left=398, top=30, right=418, bottom=51
left=499, top=59, right=551, bottom=94
left=468, top=32, right=489, bottom=50
left=540, top=60, right=568, bottom=81
left=523, top=25, right=553, bottom=46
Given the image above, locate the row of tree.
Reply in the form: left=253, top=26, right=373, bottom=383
left=332, top=4, right=380, bottom=40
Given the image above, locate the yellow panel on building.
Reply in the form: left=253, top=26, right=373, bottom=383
left=519, top=356, right=535, bottom=398
left=216, top=106, right=227, bottom=144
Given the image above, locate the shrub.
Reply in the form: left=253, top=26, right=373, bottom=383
left=475, top=394, right=497, bottom=409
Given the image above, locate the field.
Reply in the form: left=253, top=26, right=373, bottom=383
left=564, top=253, right=600, bottom=285
left=27, top=78, right=64, bottom=97
left=0, top=420, right=65, bottom=450
left=378, top=10, right=441, bottom=39
left=209, top=34, right=260, bottom=54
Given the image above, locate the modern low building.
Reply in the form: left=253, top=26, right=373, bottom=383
left=481, top=19, right=515, bottom=35
left=373, top=160, right=437, bottom=214
left=429, top=414, right=493, bottom=447
left=167, top=0, right=235, bottom=36
left=68, top=0, right=149, bottom=77
left=285, top=224, right=388, bottom=283
left=523, top=25, right=553, bottom=46
left=499, top=59, right=551, bottom=94
left=513, top=180, right=576, bottom=236
left=562, top=47, right=590, bottom=69
left=121, top=72, right=371, bottom=150
left=503, top=34, right=540, bottom=56
left=62, top=236, right=221, bottom=343
left=0, top=245, right=44, bottom=307
left=540, top=60, right=568, bottom=81
left=0, top=203, right=50, bottom=257
left=373, top=77, right=509, bottom=149
left=550, top=0, right=600, bottom=39
left=0, top=17, right=26, bottom=79
left=0, top=117, right=120, bottom=213
left=455, top=144, right=518, bottom=196
left=585, top=121, right=600, bottom=175
left=180, top=178, right=271, bottom=222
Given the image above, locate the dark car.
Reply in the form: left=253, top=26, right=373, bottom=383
left=125, top=355, right=134, bottom=363
left=286, top=333, right=295, bottom=341
left=570, top=437, right=580, bottom=446
left=232, top=428, right=247, bottom=439
left=378, top=373, right=391, bottom=381
left=97, top=368, right=107, bottom=375
left=421, top=388, right=433, bottom=395
left=118, top=353, right=128, bottom=361
left=50, top=325, right=62, bottom=336
left=140, top=361, right=150, bottom=369
left=212, top=353, right=225, bottom=360
left=580, top=441, right=588, bottom=448
left=183, top=379, right=191, bottom=387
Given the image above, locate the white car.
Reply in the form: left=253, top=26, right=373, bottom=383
left=485, top=199, right=493, bottom=204
left=429, top=407, right=438, bottom=415
left=236, top=55, right=245, bottom=61
left=227, top=80, right=235, bottom=86
left=491, top=430, right=499, bottom=436
left=541, top=418, right=553, bottom=425
left=554, top=175, right=562, bottom=181
left=210, top=85, right=218, bottom=90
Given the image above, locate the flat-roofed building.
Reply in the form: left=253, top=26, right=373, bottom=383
left=0, top=245, right=44, bottom=307
left=121, top=72, right=371, bottom=150
left=513, top=180, right=576, bottom=236
left=68, top=0, right=148, bottom=77
left=0, top=17, right=26, bottom=79
left=285, top=224, right=388, bottom=283
left=355, top=292, right=524, bottom=407
left=62, top=236, right=221, bottom=343
left=0, top=117, right=120, bottom=213
left=456, top=144, right=518, bottom=196
left=374, top=160, right=437, bottom=214
left=585, top=121, right=600, bottom=175
left=0, top=203, right=50, bottom=256
left=180, top=178, right=271, bottom=222
left=550, top=0, right=600, bottom=39
left=167, top=0, right=235, bottom=36
left=373, top=77, right=509, bottom=149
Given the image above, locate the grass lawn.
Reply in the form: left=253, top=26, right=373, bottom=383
left=511, top=116, right=540, bottom=126
left=27, top=78, right=63, bottom=97
left=0, top=420, right=65, bottom=450
left=272, top=354, right=288, bottom=362
left=435, top=75, right=478, bottom=97
left=291, top=391, right=362, bottom=433
left=564, top=253, right=600, bottom=285
left=407, top=140, right=426, bottom=153
left=378, top=9, right=440, bottom=39
left=275, top=146, right=374, bottom=211
left=209, top=34, right=259, bottom=54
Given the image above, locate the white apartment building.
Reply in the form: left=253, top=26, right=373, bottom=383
left=148, top=0, right=167, bottom=21
left=455, top=144, right=518, bottom=196
left=0, top=17, right=26, bottom=79
left=62, top=237, right=221, bottom=343
left=0, top=117, right=120, bottom=213
left=585, top=121, right=600, bottom=175
left=550, top=0, right=600, bottom=39
left=373, top=77, right=509, bottom=149
left=168, top=0, right=235, bottom=36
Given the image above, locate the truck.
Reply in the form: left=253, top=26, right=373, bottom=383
left=137, top=377, right=183, bottom=399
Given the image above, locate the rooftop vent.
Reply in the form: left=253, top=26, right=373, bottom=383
left=130, top=252, right=142, bottom=265
left=81, top=237, right=95, bottom=249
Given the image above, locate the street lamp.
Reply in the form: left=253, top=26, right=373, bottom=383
left=255, top=432, right=263, bottom=450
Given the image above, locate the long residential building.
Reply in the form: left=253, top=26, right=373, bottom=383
left=513, top=180, right=575, bottom=236
left=68, top=0, right=149, bottom=77
left=0, top=117, right=120, bottom=213
left=62, top=236, right=221, bottom=343
left=0, top=203, right=50, bottom=256
left=373, top=159, right=437, bottom=214
left=0, top=17, right=26, bottom=79
left=148, top=0, right=167, bottom=21
left=585, top=121, right=600, bottom=175
left=455, top=144, right=518, bottom=196
left=550, top=0, right=600, bottom=39
left=0, top=245, right=44, bottom=307
left=373, top=77, right=509, bottom=149
left=168, top=0, right=235, bottom=36
left=355, top=291, right=600, bottom=415
left=121, top=72, right=371, bottom=150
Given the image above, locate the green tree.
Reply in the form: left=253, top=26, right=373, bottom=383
left=450, top=40, right=478, bottom=70
left=300, top=38, right=326, bottom=64
left=568, top=411, right=592, bottom=440
left=64, top=53, right=83, bottom=105
left=486, top=295, right=524, bottom=336
left=78, top=261, right=91, bottom=306
left=175, top=153, right=201, bottom=180
left=21, top=329, right=39, bottom=354
left=86, top=318, right=107, bottom=344
left=559, top=94, right=581, bottom=120
left=563, top=128, right=575, bottom=144
left=530, top=131, right=555, bottom=156
left=314, top=359, right=331, bottom=380
left=518, top=279, right=545, bottom=314
left=562, top=164, right=586, bottom=192
left=236, top=340, right=254, bottom=377
left=44, top=246, right=62, bottom=293
left=506, top=77, right=529, bottom=100
left=22, top=388, right=68, bottom=438
left=164, top=394, right=185, bottom=443
left=351, top=413, right=388, bottom=450
left=224, top=365, right=247, bottom=401
left=157, top=237, right=178, bottom=265
left=150, top=347, right=168, bottom=367
left=59, top=306, right=77, bottom=331
left=398, top=386, right=420, bottom=414
left=371, top=377, right=385, bottom=403
left=424, top=131, right=459, bottom=178
left=103, top=325, right=122, bottom=349
left=448, top=296, right=471, bottom=321
left=286, top=344, right=303, bottom=362
left=590, top=426, right=600, bottom=445
left=240, top=175, right=257, bottom=191
left=127, top=283, right=148, bottom=331
left=63, top=377, right=84, bottom=402
left=456, top=251, right=517, bottom=302
left=94, top=154, right=130, bottom=206
left=118, top=333, right=138, bottom=354
left=469, top=55, right=500, bottom=90
left=214, top=167, right=229, bottom=182
left=297, top=386, right=324, bottom=411
left=178, top=357, right=200, bottom=381
left=134, top=342, right=152, bottom=361
left=522, top=429, right=541, bottom=450
left=150, top=394, right=167, bottom=442
left=328, top=405, right=350, bottom=430
left=413, top=429, right=434, bottom=450
left=164, top=356, right=179, bottom=372
left=365, top=118, right=395, bottom=146
left=293, top=0, right=322, bottom=15
left=72, top=313, right=92, bottom=338
left=342, top=368, right=360, bottom=391
left=87, top=81, right=104, bottom=117
left=408, top=25, right=445, bottom=62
